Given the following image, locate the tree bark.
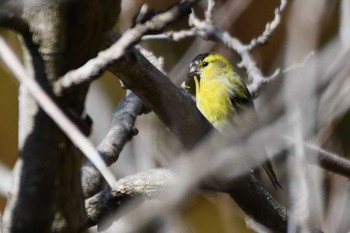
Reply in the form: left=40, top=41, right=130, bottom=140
left=2, top=1, right=121, bottom=232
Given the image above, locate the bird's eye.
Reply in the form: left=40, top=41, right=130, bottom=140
left=202, top=62, right=208, bottom=67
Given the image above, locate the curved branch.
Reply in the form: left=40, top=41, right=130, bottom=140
left=82, top=92, right=145, bottom=198
left=0, top=1, right=28, bottom=32
left=85, top=169, right=176, bottom=227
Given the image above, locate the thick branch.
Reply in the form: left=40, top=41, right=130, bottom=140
left=85, top=169, right=176, bottom=227
left=226, top=173, right=288, bottom=232
left=107, top=33, right=212, bottom=149
left=0, top=1, right=27, bottom=32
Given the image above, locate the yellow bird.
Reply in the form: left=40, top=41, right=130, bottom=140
left=185, top=52, right=281, bottom=189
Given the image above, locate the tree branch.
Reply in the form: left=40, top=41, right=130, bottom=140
left=85, top=169, right=176, bottom=227
left=246, top=0, right=287, bottom=51
left=53, top=0, right=199, bottom=95
left=286, top=137, right=350, bottom=178
left=82, top=92, right=145, bottom=198
left=0, top=1, right=28, bottom=32
left=83, top=114, right=344, bottom=232
left=1, top=0, right=122, bottom=232
left=81, top=104, right=291, bottom=231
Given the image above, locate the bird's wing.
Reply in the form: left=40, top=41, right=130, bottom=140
left=229, top=85, right=255, bottom=116
left=229, top=84, right=282, bottom=189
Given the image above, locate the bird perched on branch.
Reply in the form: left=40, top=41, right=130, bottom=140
left=183, top=52, right=281, bottom=189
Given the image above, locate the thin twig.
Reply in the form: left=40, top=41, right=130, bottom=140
left=246, top=0, right=287, bottom=51
left=284, top=136, right=350, bottom=178
left=53, top=0, right=198, bottom=95
left=248, top=51, right=315, bottom=95
left=205, top=0, right=216, bottom=22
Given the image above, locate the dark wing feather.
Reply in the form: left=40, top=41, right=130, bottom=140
left=230, top=85, right=282, bottom=189
left=229, top=85, right=255, bottom=117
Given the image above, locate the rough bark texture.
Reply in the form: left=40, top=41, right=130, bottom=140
left=1, top=1, right=121, bottom=232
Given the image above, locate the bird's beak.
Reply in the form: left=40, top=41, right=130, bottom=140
left=187, top=65, right=200, bottom=79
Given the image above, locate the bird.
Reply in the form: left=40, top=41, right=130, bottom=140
left=184, top=52, right=281, bottom=189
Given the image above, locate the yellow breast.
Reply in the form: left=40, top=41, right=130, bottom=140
left=195, top=76, right=237, bottom=130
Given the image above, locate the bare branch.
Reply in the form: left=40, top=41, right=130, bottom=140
left=246, top=0, right=287, bottom=51
left=84, top=121, right=350, bottom=231
left=284, top=137, right=350, bottom=178
left=53, top=0, right=198, bottom=95
left=82, top=42, right=171, bottom=198
left=213, top=29, right=280, bottom=97
left=205, top=0, right=216, bottom=22
left=84, top=118, right=291, bottom=231
left=82, top=92, right=145, bottom=198
left=80, top=74, right=350, bottom=231
left=83, top=108, right=321, bottom=232
left=106, top=32, right=213, bottom=149
left=282, top=51, right=315, bottom=73
left=142, top=29, right=197, bottom=41
left=85, top=169, right=176, bottom=227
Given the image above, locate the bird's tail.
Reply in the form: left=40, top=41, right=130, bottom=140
left=262, top=160, right=282, bottom=189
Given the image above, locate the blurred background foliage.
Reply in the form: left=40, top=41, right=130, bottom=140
left=0, top=0, right=343, bottom=232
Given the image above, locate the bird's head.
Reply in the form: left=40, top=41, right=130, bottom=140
left=187, top=52, right=211, bottom=77
left=182, top=53, right=233, bottom=93
left=187, top=52, right=232, bottom=79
